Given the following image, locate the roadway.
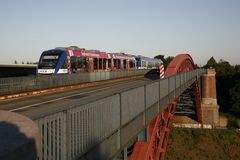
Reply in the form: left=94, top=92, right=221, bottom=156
left=0, top=76, right=156, bottom=119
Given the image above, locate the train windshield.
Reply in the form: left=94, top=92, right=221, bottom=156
left=38, top=52, right=62, bottom=69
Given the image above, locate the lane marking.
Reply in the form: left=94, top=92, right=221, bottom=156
left=0, top=75, right=144, bottom=101
left=8, top=80, right=143, bottom=112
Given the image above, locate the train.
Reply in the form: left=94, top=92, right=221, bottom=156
left=37, top=46, right=162, bottom=75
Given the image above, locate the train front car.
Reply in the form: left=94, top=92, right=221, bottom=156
left=37, top=49, right=68, bottom=75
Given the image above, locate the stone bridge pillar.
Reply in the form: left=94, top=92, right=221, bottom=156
left=201, top=68, right=220, bottom=127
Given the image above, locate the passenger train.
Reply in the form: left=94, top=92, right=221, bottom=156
left=37, top=46, right=162, bottom=75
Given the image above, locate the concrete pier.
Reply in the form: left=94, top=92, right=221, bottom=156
left=201, top=68, right=220, bottom=127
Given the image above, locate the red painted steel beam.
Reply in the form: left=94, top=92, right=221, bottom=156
left=131, top=54, right=200, bottom=160
left=165, top=54, right=194, bottom=77
left=131, top=102, right=177, bottom=160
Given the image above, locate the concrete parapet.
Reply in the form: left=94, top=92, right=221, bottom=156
left=0, top=111, right=40, bottom=160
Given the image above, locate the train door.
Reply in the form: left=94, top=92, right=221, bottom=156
left=129, top=60, right=135, bottom=69
left=93, top=58, right=98, bottom=71
left=135, top=57, right=140, bottom=69
left=142, top=60, right=147, bottom=69
left=108, top=59, right=111, bottom=70
left=123, top=59, right=127, bottom=69
left=99, top=58, right=103, bottom=70
left=67, top=56, right=71, bottom=74
left=103, top=59, right=107, bottom=70
left=87, top=57, right=93, bottom=72
left=84, top=57, right=88, bottom=72
left=113, top=59, right=117, bottom=70
left=70, top=56, right=77, bottom=73
left=117, top=59, right=121, bottom=69
left=76, top=56, right=83, bottom=72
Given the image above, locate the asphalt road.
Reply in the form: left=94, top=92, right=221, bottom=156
left=0, top=77, right=155, bottom=119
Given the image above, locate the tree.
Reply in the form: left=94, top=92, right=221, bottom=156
left=204, top=56, right=217, bottom=69
left=234, top=65, right=240, bottom=72
left=216, top=59, right=235, bottom=77
left=154, top=54, right=174, bottom=68
left=164, top=56, right=174, bottom=68
left=154, top=55, right=166, bottom=64
left=14, top=60, right=18, bottom=64
left=229, top=80, right=240, bottom=118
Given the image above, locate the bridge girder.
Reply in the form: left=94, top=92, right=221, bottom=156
left=131, top=54, right=201, bottom=160
left=165, top=54, right=195, bottom=77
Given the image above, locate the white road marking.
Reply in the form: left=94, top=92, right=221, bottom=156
left=8, top=84, right=119, bottom=112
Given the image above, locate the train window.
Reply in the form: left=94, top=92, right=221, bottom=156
left=135, top=58, right=141, bottom=68
left=103, top=59, right=107, bottom=69
left=99, top=58, right=103, bottom=70
left=117, top=59, right=121, bottom=69
left=39, top=53, right=60, bottom=69
left=82, top=57, right=86, bottom=69
left=113, top=59, right=117, bottom=68
left=85, top=57, right=90, bottom=71
left=129, top=60, right=135, bottom=68
left=77, top=57, right=82, bottom=69
left=93, top=58, right=98, bottom=70
left=148, top=62, right=154, bottom=68
left=61, top=58, right=68, bottom=69
left=70, top=56, right=77, bottom=69
left=123, top=60, right=127, bottom=69
left=108, top=59, right=111, bottom=68
left=142, top=61, right=146, bottom=67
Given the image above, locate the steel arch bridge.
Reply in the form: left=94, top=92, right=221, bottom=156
left=131, top=54, right=202, bottom=160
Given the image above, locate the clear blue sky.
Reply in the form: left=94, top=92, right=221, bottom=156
left=0, top=0, right=239, bottom=65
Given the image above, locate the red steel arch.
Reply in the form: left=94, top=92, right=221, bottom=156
left=131, top=54, right=202, bottom=160
left=165, top=54, right=195, bottom=77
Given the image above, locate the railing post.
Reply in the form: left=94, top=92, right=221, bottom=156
left=174, top=75, right=176, bottom=99
left=65, top=110, right=69, bottom=160
left=168, top=76, right=170, bottom=104
left=119, top=93, right=122, bottom=148
left=144, top=84, right=147, bottom=127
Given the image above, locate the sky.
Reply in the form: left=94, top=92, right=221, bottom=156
left=0, top=0, right=240, bottom=65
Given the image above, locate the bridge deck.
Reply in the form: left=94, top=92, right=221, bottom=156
left=1, top=69, right=205, bottom=160
left=0, top=77, right=150, bottom=118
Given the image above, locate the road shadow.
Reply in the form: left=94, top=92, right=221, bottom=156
left=144, top=69, right=160, bottom=80
left=0, top=121, right=37, bottom=160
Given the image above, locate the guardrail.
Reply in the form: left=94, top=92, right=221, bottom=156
left=0, top=70, right=149, bottom=96
left=32, top=69, right=206, bottom=160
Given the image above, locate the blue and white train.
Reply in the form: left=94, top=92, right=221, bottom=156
left=37, top=46, right=162, bottom=75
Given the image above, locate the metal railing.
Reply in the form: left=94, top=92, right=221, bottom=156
left=0, top=70, right=149, bottom=96
left=32, top=69, right=206, bottom=160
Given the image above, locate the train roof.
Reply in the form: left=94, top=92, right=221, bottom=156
left=43, top=47, right=161, bottom=62
left=55, top=46, right=85, bottom=51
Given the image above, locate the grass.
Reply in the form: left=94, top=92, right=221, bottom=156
left=165, top=128, right=240, bottom=160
